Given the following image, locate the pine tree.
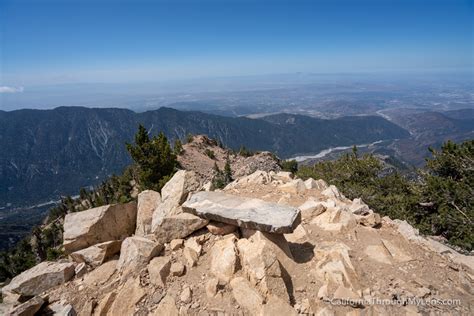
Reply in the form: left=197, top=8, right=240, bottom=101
left=224, top=154, right=233, bottom=183
left=126, top=125, right=177, bottom=191
left=174, top=139, right=183, bottom=155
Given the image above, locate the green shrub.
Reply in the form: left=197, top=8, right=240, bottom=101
left=280, top=159, right=298, bottom=173
left=297, top=141, right=474, bottom=251
left=126, top=125, right=177, bottom=191
left=205, top=149, right=216, bottom=159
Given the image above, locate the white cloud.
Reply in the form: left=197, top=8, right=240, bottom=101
left=0, top=86, right=24, bottom=93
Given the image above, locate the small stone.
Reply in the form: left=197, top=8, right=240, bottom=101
left=180, top=286, right=192, bottom=304
left=206, top=278, right=219, bottom=298
left=75, top=262, right=88, bottom=278
left=261, top=295, right=297, bottom=316
left=117, top=236, right=163, bottom=277
left=148, top=256, right=171, bottom=287
left=416, top=287, right=431, bottom=298
left=150, top=294, right=179, bottom=315
left=183, top=247, right=199, bottom=267
left=170, top=239, right=184, bottom=251
left=317, top=283, right=328, bottom=300
left=184, top=238, right=202, bottom=255
left=207, top=222, right=237, bottom=235
left=170, top=262, right=185, bottom=277
left=210, top=236, right=238, bottom=283
left=230, top=277, right=264, bottom=313
left=279, top=179, right=306, bottom=195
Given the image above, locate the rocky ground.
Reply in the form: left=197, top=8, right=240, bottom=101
left=177, top=135, right=281, bottom=183
left=1, top=166, right=473, bottom=315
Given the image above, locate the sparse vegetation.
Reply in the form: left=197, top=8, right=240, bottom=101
left=239, top=145, right=254, bottom=157
left=126, top=125, right=177, bottom=191
left=174, top=139, right=184, bottom=155
left=280, top=159, right=298, bottom=173
left=298, top=140, right=474, bottom=251
left=0, top=125, right=179, bottom=282
left=211, top=156, right=233, bottom=190
left=205, top=149, right=216, bottom=159
left=186, top=133, right=194, bottom=143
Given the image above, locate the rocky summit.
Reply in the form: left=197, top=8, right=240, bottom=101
left=1, top=169, right=473, bottom=315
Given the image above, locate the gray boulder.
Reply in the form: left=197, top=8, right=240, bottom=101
left=182, top=191, right=300, bottom=234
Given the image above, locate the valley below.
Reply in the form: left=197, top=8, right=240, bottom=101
left=0, top=104, right=472, bottom=251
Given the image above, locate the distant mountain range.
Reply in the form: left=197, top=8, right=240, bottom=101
left=0, top=106, right=409, bottom=208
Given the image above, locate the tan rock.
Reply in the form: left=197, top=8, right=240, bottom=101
left=205, top=278, right=219, bottom=298
left=183, top=247, right=199, bottom=267
left=298, top=199, right=326, bottom=222
left=83, top=259, right=117, bottom=286
left=148, top=256, right=171, bottom=287
left=260, top=295, right=297, bottom=316
left=162, top=170, right=201, bottom=203
left=74, top=262, right=88, bottom=278
left=180, top=286, right=192, bottom=303
left=7, top=296, right=44, bottom=316
left=170, top=262, right=185, bottom=277
left=313, top=242, right=358, bottom=290
left=304, top=178, right=328, bottom=190
left=2, top=261, right=75, bottom=297
left=310, top=207, right=357, bottom=232
left=365, top=245, right=391, bottom=264
left=136, top=190, right=161, bottom=236
left=230, top=277, right=264, bottom=313
left=153, top=212, right=209, bottom=244
left=210, top=235, right=238, bottom=283
left=225, top=170, right=273, bottom=189
left=184, top=238, right=202, bottom=255
left=63, top=202, right=137, bottom=253
left=278, top=179, right=306, bottom=195
left=108, top=277, right=145, bottom=316
left=150, top=294, right=179, bottom=316
left=284, top=224, right=308, bottom=243
left=117, top=236, right=163, bottom=276
left=237, top=232, right=290, bottom=302
left=317, top=283, right=329, bottom=300
left=48, top=303, right=76, bottom=316
left=94, top=292, right=116, bottom=316
left=321, top=185, right=346, bottom=201
left=69, top=240, right=122, bottom=268
left=349, top=198, right=371, bottom=215
left=273, top=171, right=294, bottom=182
left=381, top=239, right=413, bottom=262
left=206, top=221, right=237, bottom=235
left=151, top=171, right=200, bottom=224
left=169, top=239, right=184, bottom=250
left=356, top=212, right=381, bottom=227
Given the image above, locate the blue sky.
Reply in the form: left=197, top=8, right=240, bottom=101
left=0, top=0, right=473, bottom=87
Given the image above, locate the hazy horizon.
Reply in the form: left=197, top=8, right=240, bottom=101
left=1, top=0, right=473, bottom=110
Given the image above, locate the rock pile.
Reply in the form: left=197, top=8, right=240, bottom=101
left=1, top=170, right=473, bottom=315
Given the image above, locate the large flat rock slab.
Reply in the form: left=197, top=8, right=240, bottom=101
left=182, top=191, right=300, bottom=233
